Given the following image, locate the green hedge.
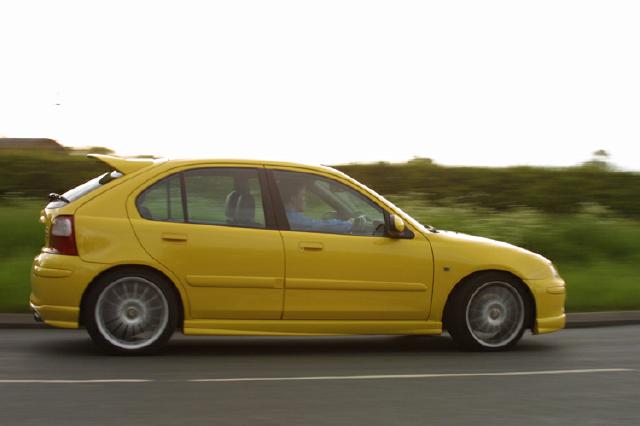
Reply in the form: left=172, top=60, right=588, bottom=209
left=0, top=151, right=108, bottom=199
left=3, top=151, right=639, bottom=219
left=335, top=161, right=640, bottom=218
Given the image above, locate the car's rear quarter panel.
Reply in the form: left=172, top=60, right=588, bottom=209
left=32, top=162, right=192, bottom=328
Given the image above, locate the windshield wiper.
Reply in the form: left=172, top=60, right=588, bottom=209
left=48, top=193, right=70, bottom=204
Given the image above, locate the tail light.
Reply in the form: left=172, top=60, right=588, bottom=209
left=49, top=215, right=78, bottom=256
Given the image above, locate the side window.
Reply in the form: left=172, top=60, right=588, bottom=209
left=272, top=170, right=385, bottom=236
left=136, top=168, right=266, bottom=229
left=137, top=174, right=184, bottom=222
left=183, top=168, right=266, bottom=228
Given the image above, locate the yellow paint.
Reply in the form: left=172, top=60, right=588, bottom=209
left=391, top=214, right=405, bottom=233
left=185, top=275, right=283, bottom=289
left=286, top=278, right=427, bottom=292
left=30, top=156, right=565, bottom=337
left=33, top=265, right=72, bottom=278
left=184, top=319, right=442, bottom=336
left=535, top=315, right=566, bottom=334
left=30, top=302, right=79, bottom=329
left=528, top=277, right=567, bottom=334
left=86, top=153, right=160, bottom=174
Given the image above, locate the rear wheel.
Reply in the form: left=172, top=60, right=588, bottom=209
left=84, top=269, right=178, bottom=355
left=447, top=272, right=529, bottom=351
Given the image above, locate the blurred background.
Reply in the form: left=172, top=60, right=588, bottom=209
left=0, top=140, right=638, bottom=314
left=1, top=0, right=639, bottom=314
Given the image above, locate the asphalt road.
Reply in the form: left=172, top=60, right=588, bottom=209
left=0, top=326, right=638, bottom=426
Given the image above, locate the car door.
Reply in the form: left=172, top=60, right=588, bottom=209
left=268, top=167, right=434, bottom=320
left=129, top=165, right=285, bottom=320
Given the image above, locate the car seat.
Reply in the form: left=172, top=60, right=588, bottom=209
left=224, top=178, right=256, bottom=226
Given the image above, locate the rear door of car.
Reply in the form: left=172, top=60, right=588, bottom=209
left=128, top=164, right=285, bottom=320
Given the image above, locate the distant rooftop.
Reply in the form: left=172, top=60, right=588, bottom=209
left=0, top=138, right=65, bottom=151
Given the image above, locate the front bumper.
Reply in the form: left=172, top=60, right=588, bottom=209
left=525, top=276, right=567, bottom=334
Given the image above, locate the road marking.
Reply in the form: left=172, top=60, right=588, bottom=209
left=190, top=368, right=636, bottom=383
left=0, top=379, right=152, bottom=384
left=0, top=369, right=634, bottom=384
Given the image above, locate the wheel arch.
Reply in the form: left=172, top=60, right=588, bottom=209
left=442, top=269, right=537, bottom=331
left=79, top=264, right=186, bottom=330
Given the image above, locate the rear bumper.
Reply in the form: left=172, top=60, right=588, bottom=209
left=29, top=301, right=79, bottom=329
left=525, top=276, right=567, bottom=334
left=30, top=252, right=101, bottom=329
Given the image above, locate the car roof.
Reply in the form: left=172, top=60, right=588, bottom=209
left=164, top=158, right=337, bottom=172
left=89, top=154, right=343, bottom=176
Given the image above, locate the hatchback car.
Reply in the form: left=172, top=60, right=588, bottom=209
left=30, top=155, right=565, bottom=354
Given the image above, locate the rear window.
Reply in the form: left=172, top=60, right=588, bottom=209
left=47, top=171, right=123, bottom=208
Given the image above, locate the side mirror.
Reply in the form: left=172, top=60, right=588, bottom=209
left=388, top=214, right=405, bottom=237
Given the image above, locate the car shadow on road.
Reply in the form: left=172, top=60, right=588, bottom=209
left=34, top=332, right=557, bottom=358
left=164, top=334, right=556, bottom=357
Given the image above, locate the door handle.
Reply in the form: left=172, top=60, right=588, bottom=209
left=161, top=233, right=188, bottom=242
left=299, top=242, right=323, bottom=251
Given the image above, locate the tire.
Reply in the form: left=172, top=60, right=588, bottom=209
left=84, top=268, right=179, bottom=355
left=446, top=272, right=530, bottom=351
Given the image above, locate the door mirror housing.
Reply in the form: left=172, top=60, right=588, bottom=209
left=388, top=214, right=406, bottom=238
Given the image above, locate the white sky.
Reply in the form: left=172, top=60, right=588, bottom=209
left=1, top=1, right=639, bottom=169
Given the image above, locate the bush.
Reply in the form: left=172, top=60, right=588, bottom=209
left=388, top=194, right=640, bottom=264
left=336, top=162, right=640, bottom=218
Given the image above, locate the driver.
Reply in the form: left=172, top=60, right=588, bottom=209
left=279, top=180, right=354, bottom=234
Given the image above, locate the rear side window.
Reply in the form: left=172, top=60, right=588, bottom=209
left=47, top=171, right=123, bottom=208
left=136, top=168, right=266, bottom=229
left=136, top=174, right=184, bottom=222
left=184, top=168, right=265, bottom=228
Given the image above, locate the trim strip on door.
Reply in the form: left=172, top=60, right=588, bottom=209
left=186, top=275, right=283, bottom=289
left=286, top=278, right=427, bottom=292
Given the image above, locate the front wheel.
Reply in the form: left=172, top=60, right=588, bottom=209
left=446, top=272, right=529, bottom=351
left=84, top=269, right=178, bottom=355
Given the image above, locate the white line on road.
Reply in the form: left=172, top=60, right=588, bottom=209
left=0, top=369, right=634, bottom=384
left=190, top=368, right=636, bottom=383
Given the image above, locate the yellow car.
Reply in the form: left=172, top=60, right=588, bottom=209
left=30, top=155, right=565, bottom=354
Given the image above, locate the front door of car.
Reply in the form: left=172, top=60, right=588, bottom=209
left=268, top=168, right=433, bottom=320
left=129, top=166, right=285, bottom=320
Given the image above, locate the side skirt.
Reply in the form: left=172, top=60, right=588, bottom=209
left=183, top=319, right=442, bottom=336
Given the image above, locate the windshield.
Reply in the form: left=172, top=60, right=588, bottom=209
left=341, top=176, right=438, bottom=233
left=47, top=171, right=123, bottom=208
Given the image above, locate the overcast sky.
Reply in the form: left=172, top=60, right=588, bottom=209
left=1, top=1, right=639, bottom=169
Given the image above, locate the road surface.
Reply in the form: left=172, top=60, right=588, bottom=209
left=0, top=326, right=638, bottom=425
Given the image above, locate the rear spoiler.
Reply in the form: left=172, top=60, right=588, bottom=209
left=87, top=154, right=162, bottom=175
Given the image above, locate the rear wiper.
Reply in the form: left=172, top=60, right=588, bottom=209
left=48, top=193, right=70, bottom=204
left=99, top=171, right=119, bottom=185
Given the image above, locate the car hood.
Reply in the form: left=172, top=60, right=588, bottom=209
left=439, top=230, right=539, bottom=254
left=426, top=229, right=553, bottom=280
